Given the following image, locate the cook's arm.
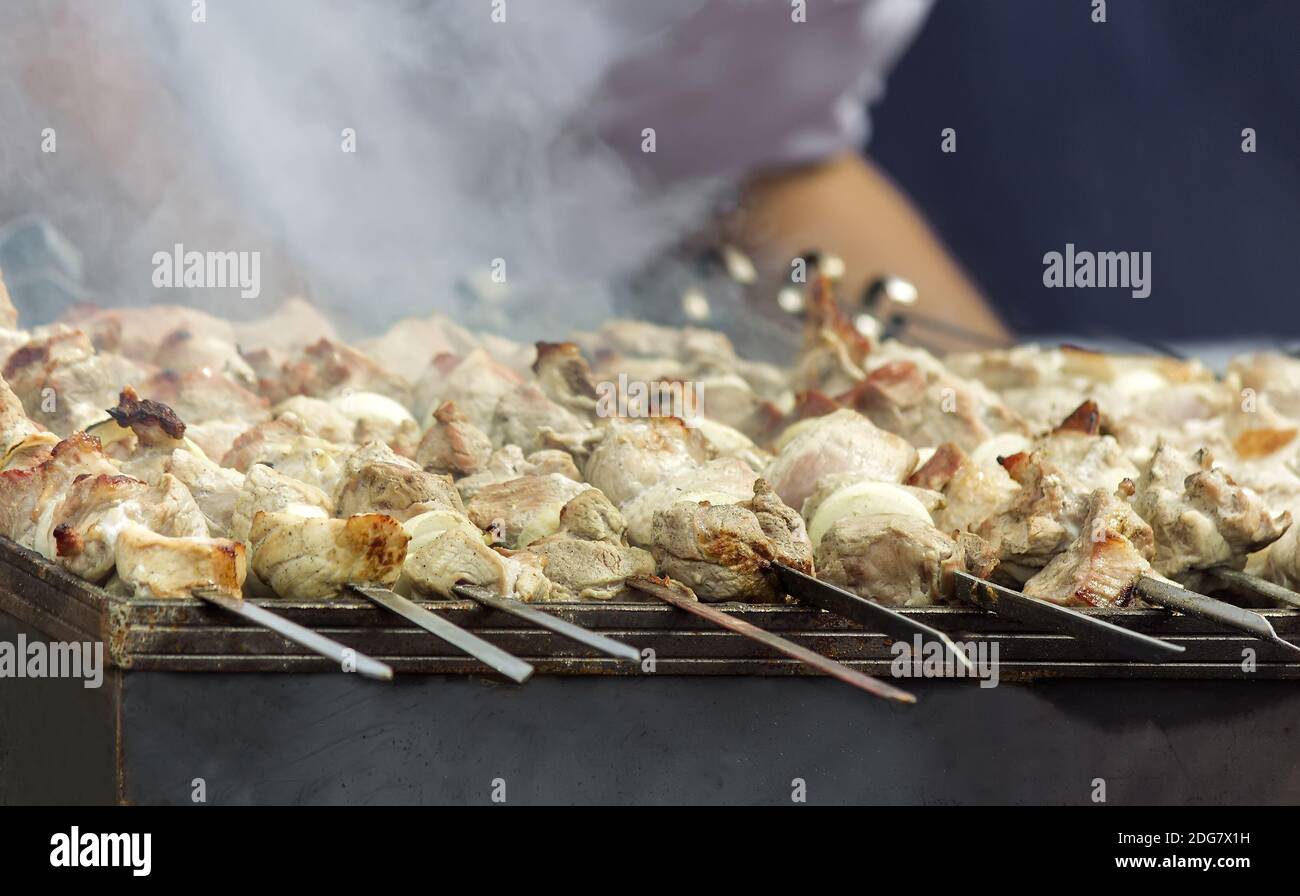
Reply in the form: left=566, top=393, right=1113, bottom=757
left=722, top=153, right=1009, bottom=350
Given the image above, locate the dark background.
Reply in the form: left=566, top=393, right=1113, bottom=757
left=870, top=0, right=1300, bottom=341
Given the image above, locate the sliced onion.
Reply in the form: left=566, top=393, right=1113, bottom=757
left=807, top=480, right=932, bottom=549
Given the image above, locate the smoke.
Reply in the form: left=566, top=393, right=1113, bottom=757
left=0, top=1, right=723, bottom=335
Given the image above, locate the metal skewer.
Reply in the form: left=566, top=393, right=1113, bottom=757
left=347, top=585, right=534, bottom=683
left=773, top=563, right=974, bottom=674
left=952, top=573, right=1186, bottom=663
left=194, top=588, right=393, bottom=681
left=1204, top=566, right=1300, bottom=611
left=1136, top=575, right=1300, bottom=658
left=628, top=576, right=916, bottom=704
left=453, top=583, right=641, bottom=662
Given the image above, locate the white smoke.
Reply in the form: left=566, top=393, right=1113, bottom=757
left=0, top=0, right=722, bottom=335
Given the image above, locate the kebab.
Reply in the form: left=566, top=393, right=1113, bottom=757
left=2, top=275, right=1300, bottom=676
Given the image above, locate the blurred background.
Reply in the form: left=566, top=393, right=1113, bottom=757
left=0, top=0, right=1296, bottom=350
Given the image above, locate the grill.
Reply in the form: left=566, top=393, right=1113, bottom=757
left=6, top=535, right=1297, bottom=680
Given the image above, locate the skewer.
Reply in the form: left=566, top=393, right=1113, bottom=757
left=347, top=585, right=534, bottom=683
left=952, top=573, right=1185, bottom=663
left=193, top=588, right=393, bottom=681
left=628, top=576, right=916, bottom=704
left=1135, top=575, right=1300, bottom=658
left=773, top=563, right=974, bottom=674
left=1204, top=566, right=1300, bottom=611
left=453, top=583, right=641, bottom=663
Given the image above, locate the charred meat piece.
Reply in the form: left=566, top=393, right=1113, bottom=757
left=1132, top=441, right=1290, bottom=578
left=416, top=400, right=494, bottom=476
left=762, top=409, right=917, bottom=511
left=107, top=385, right=186, bottom=445
left=650, top=479, right=812, bottom=603
left=816, top=514, right=998, bottom=607
left=248, top=511, right=409, bottom=600
left=405, top=528, right=551, bottom=602
left=114, top=523, right=246, bottom=598
left=1022, top=487, right=1157, bottom=608
left=789, top=276, right=874, bottom=396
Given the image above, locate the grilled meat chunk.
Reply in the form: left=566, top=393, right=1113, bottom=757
left=279, top=338, right=412, bottom=406
left=621, top=457, right=759, bottom=547
left=248, top=511, right=409, bottom=599
left=232, top=297, right=339, bottom=355
left=416, top=400, right=494, bottom=476
left=0, top=433, right=120, bottom=547
left=527, top=490, right=655, bottom=601
left=841, top=354, right=1025, bottom=452
left=164, top=449, right=245, bottom=537
left=0, top=267, right=16, bottom=330
left=975, top=451, right=1089, bottom=581
left=414, top=348, right=523, bottom=429
left=1131, top=441, right=1290, bottom=578
left=221, top=413, right=351, bottom=494
left=490, top=382, right=592, bottom=454
left=62, top=304, right=238, bottom=362
left=532, top=341, right=600, bottom=416
left=816, top=514, right=998, bottom=607
left=763, top=409, right=917, bottom=511
left=115, top=523, right=246, bottom=598
left=650, top=480, right=812, bottom=603
left=908, top=441, right=1020, bottom=535
left=584, top=417, right=711, bottom=507
left=465, top=473, right=591, bottom=549
left=3, top=327, right=150, bottom=435
left=43, top=472, right=208, bottom=582
left=231, top=463, right=334, bottom=541
left=335, top=444, right=463, bottom=522
left=405, top=528, right=551, bottom=602
left=0, top=372, right=43, bottom=458
left=1022, top=487, right=1157, bottom=607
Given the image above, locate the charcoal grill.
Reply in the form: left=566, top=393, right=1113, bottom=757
left=6, top=533, right=1300, bottom=805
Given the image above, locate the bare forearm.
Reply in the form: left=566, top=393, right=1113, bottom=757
left=722, top=153, right=1009, bottom=350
